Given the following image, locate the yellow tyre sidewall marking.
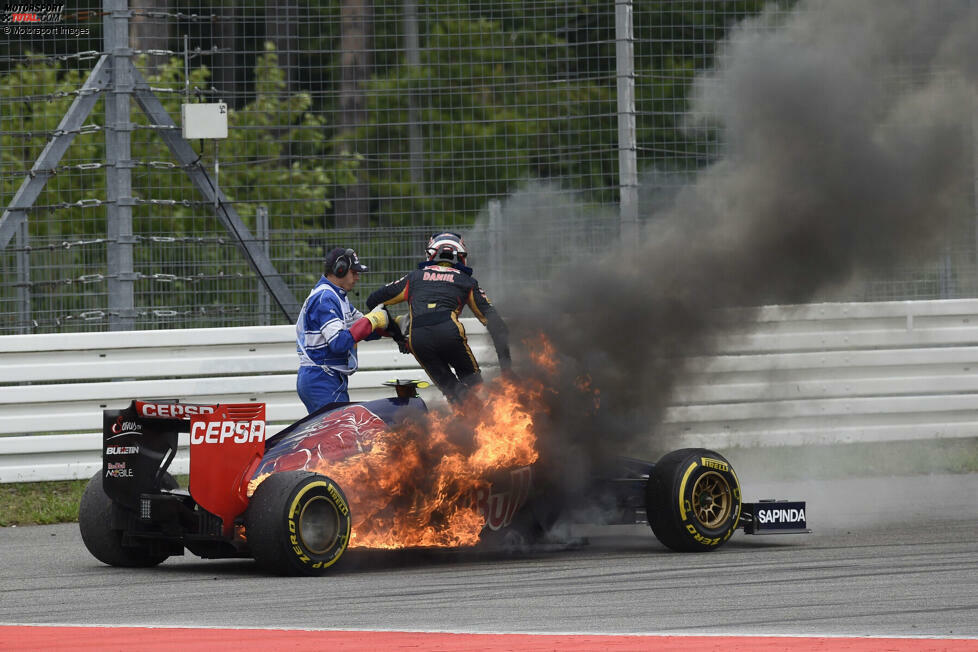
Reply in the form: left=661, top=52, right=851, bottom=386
left=730, top=466, right=742, bottom=530
left=678, top=461, right=699, bottom=521
left=678, top=458, right=742, bottom=541
left=287, top=480, right=352, bottom=569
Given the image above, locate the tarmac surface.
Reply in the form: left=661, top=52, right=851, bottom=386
left=1, top=474, right=976, bottom=638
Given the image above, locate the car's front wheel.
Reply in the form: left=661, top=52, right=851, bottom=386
left=245, top=471, right=352, bottom=576
left=645, top=448, right=742, bottom=552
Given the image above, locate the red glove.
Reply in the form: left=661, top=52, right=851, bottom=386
left=349, top=305, right=390, bottom=342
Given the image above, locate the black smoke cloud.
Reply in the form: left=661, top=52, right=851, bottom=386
left=489, top=0, right=977, bottom=472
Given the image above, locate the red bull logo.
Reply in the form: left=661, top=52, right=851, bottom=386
left=474, top=467, right=532, bottom=531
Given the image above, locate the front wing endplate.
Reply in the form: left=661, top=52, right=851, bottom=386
left=741, top=500, right=810, bottom=535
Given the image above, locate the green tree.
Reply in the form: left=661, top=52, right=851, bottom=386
left=2, top=46, right=353, bottom=233
left=336, top=16, right=617, bottom=227
left=1, top=46, right=356, bottom=327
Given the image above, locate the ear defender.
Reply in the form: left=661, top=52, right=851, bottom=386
left=332, top=248, right=355, bottom=277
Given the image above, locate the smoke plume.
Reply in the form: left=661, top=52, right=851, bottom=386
left=493, top=0, right=977, bottom=472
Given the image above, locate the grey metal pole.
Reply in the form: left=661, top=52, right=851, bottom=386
left=962, top=2, right=977, bottom=297
left=615, top=0, right=639, bottom=246
left=16, top=221, right=30, bottom=333
left=256, top=205, right=270, bottom=326
left=0, top=57, right=110, bottom=251
left=104, top=0, right=136, bottom=331
left=130, top=66, right=301, bottom=321
left=404, top=0, right=424, bottom=190
left=972, top=0, right=977, bottom=298
left=488, top=199, right=503, bottom=297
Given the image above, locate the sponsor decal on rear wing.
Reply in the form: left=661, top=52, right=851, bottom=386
left=188, top=403, right=267, bottom=534
left=100, top=400, right=266, bottom=517
left=134, top=400, right=217, bottom=420
left=741, top=500, right=810, bottom=535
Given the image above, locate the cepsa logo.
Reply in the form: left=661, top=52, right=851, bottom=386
left=138, top=403, right=215, bottom=419
left=190, top=420, right=266, bottom=445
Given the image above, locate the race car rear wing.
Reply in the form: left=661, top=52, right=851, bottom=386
left=132, top=400, right=219, bottom=422
left=102, top=400, right=267, bottom=535
left=101, top=400, right=202, bottom=510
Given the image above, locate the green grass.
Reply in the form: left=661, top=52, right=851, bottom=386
left=0, top=479, right=89, bottom=527
left=1, top=441, right=976, bottom=527
left=0, top=475, right=190, bottom=527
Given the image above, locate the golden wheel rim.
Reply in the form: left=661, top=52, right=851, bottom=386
left=298, top=496, right=340, bottom=554
left=691, top=471, right=732, bottom=528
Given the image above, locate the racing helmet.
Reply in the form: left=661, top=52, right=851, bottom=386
left=426, top=232, right=468, bottom=264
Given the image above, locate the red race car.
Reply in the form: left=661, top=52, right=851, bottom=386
left=80, top=381, right=808, bottom=575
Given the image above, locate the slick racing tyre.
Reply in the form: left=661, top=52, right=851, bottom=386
left=645, top=448, right=741, bottom=552
left=78, top=471, right=174, bottom=567
left=246, top=471, right=352, bottom=576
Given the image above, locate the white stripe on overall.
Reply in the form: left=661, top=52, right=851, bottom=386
left=295, top=282, right=361, bottom=376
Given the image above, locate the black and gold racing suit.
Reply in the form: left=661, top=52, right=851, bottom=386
left=366, top=261, right=510, bottom=402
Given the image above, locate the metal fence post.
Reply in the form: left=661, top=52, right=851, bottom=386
left=16, top=221, right=31, bottom=333
left=404, top=0, right=424, bottom=191
left=130, top=65, right=301, bottom=322
left=256, top=205, right=270, bottom=326
left=974, top=106, right=978, bottom=295
left=488, top=199, right=503, bottom=296
left=616, top=0, right=639, bottom=246
left=104, top=0, right=136, bottom=331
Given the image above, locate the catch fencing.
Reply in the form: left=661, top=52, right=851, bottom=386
left=3, top=1, right=976, bottom=334
left=3, top=298, right=978, bottom=483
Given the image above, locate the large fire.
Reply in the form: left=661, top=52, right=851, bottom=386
left=247, top=333, right=602, bottom=550
left=316, top=365, right=546, bottom=549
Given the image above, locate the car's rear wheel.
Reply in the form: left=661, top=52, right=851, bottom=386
left=245, top=471, right=352, bottom=576
left=78, top=471, right=174, bottom=567
left=645, top=448, right=742, bottom=552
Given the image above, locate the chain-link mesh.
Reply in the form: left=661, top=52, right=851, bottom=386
left=2, top=0, right=976, bottom=333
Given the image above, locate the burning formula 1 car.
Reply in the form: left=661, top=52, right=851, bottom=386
left=80, top=381, right=809, bottom=575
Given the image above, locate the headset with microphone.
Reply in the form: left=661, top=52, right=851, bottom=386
left=331, top=248, right=355, bottom=277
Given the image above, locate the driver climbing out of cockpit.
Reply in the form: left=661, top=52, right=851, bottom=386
left=366, top=232, right=511, bottom=404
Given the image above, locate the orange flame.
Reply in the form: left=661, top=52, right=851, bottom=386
left=314, top=371, right=545, bottom=549
left=574, top=374, right=601, bottom=413
left=296, top=335, right=568, bottom=550
left=528, top=336, right=558, bottom=376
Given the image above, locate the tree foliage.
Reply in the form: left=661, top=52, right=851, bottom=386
left=2, top=46, right=354, bottom=236
left=1, top=1, right=772, bottom=330
left=1, top=48, right=355, bottom=327
left=3, top=2, right=770, bottom=232
left=344, top=17, right=618, bottom=226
